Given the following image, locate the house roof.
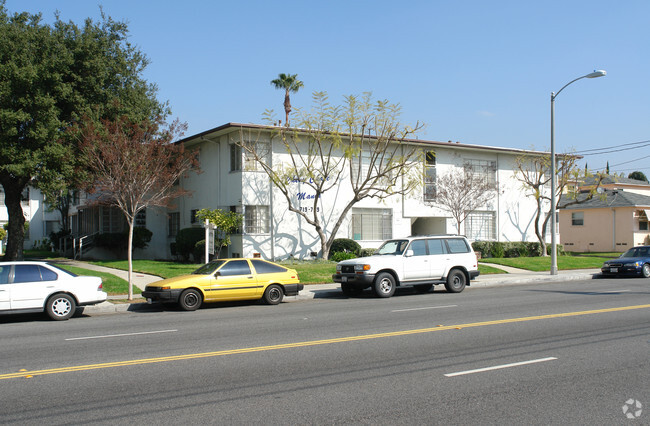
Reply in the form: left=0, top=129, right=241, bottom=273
left=176, top=122, right=559, bottom=158
left=560, top=189, right=650, bottom=210
left=581, top=175, right=650, bottom=187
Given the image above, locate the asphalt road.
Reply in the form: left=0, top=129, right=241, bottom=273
left=0, top=277, right=648, bottom=424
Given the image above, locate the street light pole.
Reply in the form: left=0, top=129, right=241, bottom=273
left=549, top=70, right=606, bottom=275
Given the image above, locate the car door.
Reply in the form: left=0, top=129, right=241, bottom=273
left=403, top=239, right=431, bottom=280
left=208, top=259, right=260, bottom=301
left=10, top=264, right=58, bottom=309
left=427, top=238, right=448, bottom=279
left=0, top=264, right=11, bottom=310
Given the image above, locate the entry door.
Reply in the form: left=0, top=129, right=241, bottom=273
left=208, top=260, right=260, bottom=301
left=403, top=240, right=431, bottom=280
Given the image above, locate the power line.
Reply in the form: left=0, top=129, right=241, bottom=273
left=576, top=140, right=650, bottom=156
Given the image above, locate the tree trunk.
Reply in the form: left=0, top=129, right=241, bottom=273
left=127, top=220, right=134, bottom=300
left=1, top=180, right=27, bottom=261
left=284, top=91, right=291, bottom=126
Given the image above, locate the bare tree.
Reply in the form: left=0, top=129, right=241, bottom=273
left=434, top=164, right=496, bottom=235
left=240, top=92, right=424, bottom=259
left=78, top=115, right=198, bottom=299
left=515, top=152, right=604, bottom=255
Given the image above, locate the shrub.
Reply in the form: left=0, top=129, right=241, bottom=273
left=331, top=251, right=357, bottom=262
left=328, top=238, right=361, bottom=259
left=175, top=227, right=205, bottom=262
left=359, top=248, right=377, bottom=257
left=490, top=242, right=505, bottom=258
left=194, top=240, right=205, bottom=263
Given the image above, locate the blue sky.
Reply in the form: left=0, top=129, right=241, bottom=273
left=8, top=0, right=650, bottom=176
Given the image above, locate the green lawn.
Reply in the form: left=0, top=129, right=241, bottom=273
left=479, top=253, right=613, bottom=272
left=54, top=263, right=135, bottom=295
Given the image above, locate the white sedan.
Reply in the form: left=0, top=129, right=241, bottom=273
left=0, top=261, right=107, bottom=320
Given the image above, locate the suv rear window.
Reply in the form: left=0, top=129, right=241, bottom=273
left=445, top=238, right=470, bottom=253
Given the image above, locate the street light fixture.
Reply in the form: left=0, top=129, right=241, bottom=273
left=550, top=70, right=606, bottom=275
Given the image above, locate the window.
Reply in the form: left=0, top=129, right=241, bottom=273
left=408, top=239, right=428, bottom=256
left=0, top=265, right=10, bottom=284
left=465, top=211, right=496, bottom=241
left=571, top=212, right=584, bottom=226
left=445, top=238, right=471, bottom=254
left=427, top=238, right=445, bottom=255
left=13, top=265, right=43, bottom=283
left=102, top=207, right=124, bottom=233
left=190, top=209, right=199, bottom=224
left=351, top=208, right=392, bottom=241
left=230, top=144, right=242, bottom=171
left=252, top=259, right=287, bottom=274
left=218, top=260, right=251, bottom=276
left=168, top=212, right=180, bottom=237
left=637, top=210, right=649, bottom=231
left=245, top=206, right=269, bottom=234
left=244, top=141, right=270, bottom=171
left=465, top=159, right=497, bottom=187
left=424, top=151, right=436, bottom=201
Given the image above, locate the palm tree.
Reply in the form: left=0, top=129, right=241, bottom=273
left=270, top=73, right=303, bottom=126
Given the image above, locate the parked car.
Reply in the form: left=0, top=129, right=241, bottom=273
left=0, top=261, right=107, bottom=320
left=600, top=246, right=650, bottom=278
left=142, top=258, right=302, bottom=311
left=332, top=235, right=480, bottom=297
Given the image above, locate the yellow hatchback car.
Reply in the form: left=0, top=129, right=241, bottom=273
left=142, top=259, right=302, bottom=311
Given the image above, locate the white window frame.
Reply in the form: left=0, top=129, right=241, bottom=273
left=423, top=151, right=436, bottom=202
left=245, top=205, right=270, bottom=234
left=465, top=211, right=496, bottom=241
left=351, top=208, right=392, bottom=241
left=571, top=212, right=584, bottom=226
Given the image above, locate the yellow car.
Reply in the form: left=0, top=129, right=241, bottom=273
left=142, top=258, right=302, bottom=311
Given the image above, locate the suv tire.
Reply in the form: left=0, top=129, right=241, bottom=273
left=373, top=272, right=396, bottom=298
left=445, top=269, right=466, bottom=293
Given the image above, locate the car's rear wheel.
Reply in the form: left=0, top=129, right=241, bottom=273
left=373, top=272, right=396, bottom=298
left=643, top=263, right=650, bottom=278
left=414, top=284, right=433, bottom=293
left=179, top=289, right=202, bottom=311
left=445, top=269, right=466, bottom=293
left=46, top=293, right=76, bottom=321
left=263, top=284, right=284, bottom=305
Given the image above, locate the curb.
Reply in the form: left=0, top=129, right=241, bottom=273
left=83, top=270, right=601, bottom=315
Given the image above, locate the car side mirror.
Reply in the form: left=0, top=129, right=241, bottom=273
left=405, top=249, right=414, bottom=257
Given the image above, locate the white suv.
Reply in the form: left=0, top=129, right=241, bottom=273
left=332, top=235, right=479, bottom=297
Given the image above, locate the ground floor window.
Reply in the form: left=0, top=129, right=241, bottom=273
left=245, top=205, right=269, bottom=234
left=465, top=211, right=496, bottom=241
left=571, top=212, right=584, bottom=226
left=351, top=208, right=392, bottom=241
left=168, top=212, right=180, bottom=237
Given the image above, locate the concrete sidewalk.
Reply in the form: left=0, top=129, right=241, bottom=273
left=71, top=260, right=601, bottom=315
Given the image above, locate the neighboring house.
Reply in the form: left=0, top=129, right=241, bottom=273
left=86, top=122, right=551, bottom=261
left=559, top=177, right=650, bottom=252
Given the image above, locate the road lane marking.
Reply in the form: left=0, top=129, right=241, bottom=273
left=65, top=329, right=178, bottom=341
left=2, top=303, right=649, bottom=380
left=444, top=357, right=558, bottom=377
left=391, top=305, right=457, bottom=313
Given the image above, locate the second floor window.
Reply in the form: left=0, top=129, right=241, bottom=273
left=424, top=151, right=436, bottom=201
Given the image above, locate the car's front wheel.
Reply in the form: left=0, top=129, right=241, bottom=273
left=373, top=272, right=396, bottom=298
left=643, top=263, right=650, bottom=278
left=179, top=289, right=202, bottom=311
left=445, top=269, right=467, bottom=293
left=46, top=293, right=76, bottom=321
left=263, top=284, right=284, bottom=305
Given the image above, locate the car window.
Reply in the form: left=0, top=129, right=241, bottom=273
left=376, top=240, right=409, bottom=255
left=218, top=260, right=251, bottom=276
left=193, top=261, right=226, bottom=275
left=445, top=238, right=470, bottom=254
left=251, top=260, right=287, bottom=274
left=0, top=265, right=10, bottom=284
left=427, top=239, right=445, bottom=255
left=39, top=266, right=58, bottom=281
left=13, top=265, right=43, bottom=283
left=408, top=240, right=428, bottom=256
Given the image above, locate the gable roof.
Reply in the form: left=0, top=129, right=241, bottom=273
left=560, top=189, right=650, bottom=210
left=581, top=175, right=650, bottom=187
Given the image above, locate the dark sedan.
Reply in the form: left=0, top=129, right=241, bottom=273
left=601, top=246, right=650, bottom=278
